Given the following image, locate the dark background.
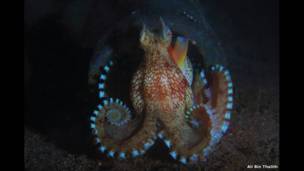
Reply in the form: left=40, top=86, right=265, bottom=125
left=24, top=0, right=279, bottom=170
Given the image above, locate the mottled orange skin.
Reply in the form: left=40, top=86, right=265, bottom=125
left=94, top=24, right=232, bottom=161
left=131, top=26, right=192, bottom=114
left=130, top=28, right=211, bottom=157
left=135, top=48, right=192, bottom=114
left=131, top=43, right=191, bottom=115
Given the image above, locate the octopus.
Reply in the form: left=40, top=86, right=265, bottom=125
left=89, top=18, right=234, bottom=164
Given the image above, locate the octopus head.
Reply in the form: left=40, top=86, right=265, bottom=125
left=139, top=17, right=172, bottom=51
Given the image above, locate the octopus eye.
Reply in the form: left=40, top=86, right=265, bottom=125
left=160, top=17, right=172, bottom=41
left=167, top=31, right=172, bottom=36
left=140, top=24, right=146, bottom=39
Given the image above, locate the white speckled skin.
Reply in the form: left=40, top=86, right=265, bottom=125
left=92, top=20, right=233, bottom=163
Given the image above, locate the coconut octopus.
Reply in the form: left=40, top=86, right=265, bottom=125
left=89, top=18, right=233, bottom=164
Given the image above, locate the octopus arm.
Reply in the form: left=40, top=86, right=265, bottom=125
left=90, top=64, right=160, bottom=159
left=153, top=68, right=211, bottom=163
left=91, top=99, right=157, bottom=159
left=200, top=64, right=233, bottom=157
left=158, top=101, right=212, bottom=163
left=159, top=65, right=234, bottom=164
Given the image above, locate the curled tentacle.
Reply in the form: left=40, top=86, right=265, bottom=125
left=201, top=64, right=233, bottom=158
left=105, top=98, right=131, bottom=127
left=159, top=65, right=233, bottom=164
left=90, top=98, right=158, bottom=159
left=158, top=102, right=212, bottom=164
left=90, top=59, right=158, bottom=159
left=156, top=84, right=210, bottom=164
